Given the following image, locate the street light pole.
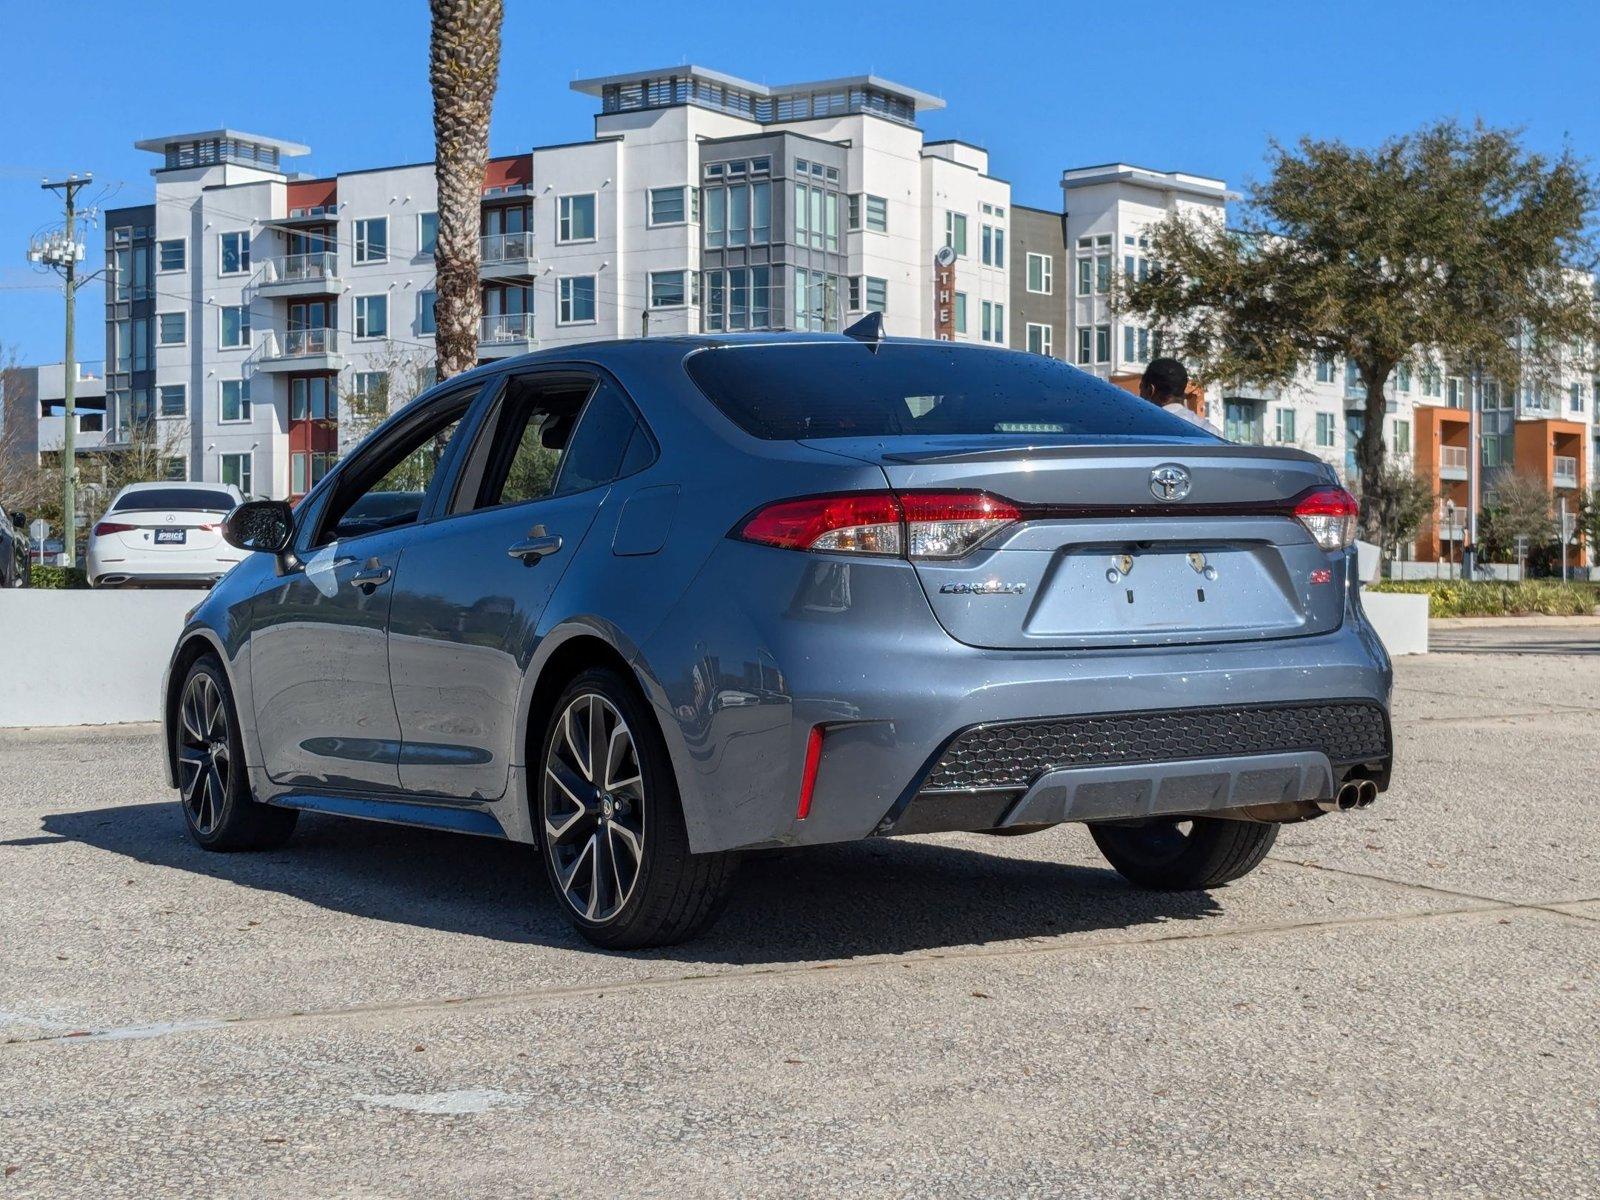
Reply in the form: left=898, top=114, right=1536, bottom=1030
left=1464, top=365, right=1481, bottom=579
left=30, top=175, right=94, bottom=567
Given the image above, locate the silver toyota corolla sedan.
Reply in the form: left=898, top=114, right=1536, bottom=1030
left=162, top=331, right=1392, bottom=949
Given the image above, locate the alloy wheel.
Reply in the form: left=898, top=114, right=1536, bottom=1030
left=542, top=693, right=646, bottom=924
left=177, top=672, right=231, bottom=836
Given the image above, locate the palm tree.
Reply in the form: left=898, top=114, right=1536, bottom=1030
left=429, top=0, right=503, bottom=379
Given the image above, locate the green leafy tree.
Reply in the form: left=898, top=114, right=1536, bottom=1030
left=1116, top=120, right=1599, bottom=536
left=1367, top=463, right=1435, bottom=564
left=1478, top=472, right=1555, bottom=564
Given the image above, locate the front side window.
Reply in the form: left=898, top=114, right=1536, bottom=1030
left=473, top=378, right=646, bottom=510
left=558, top=194, right=597, bottom=242
left=354, top=217, right=388, bottom=263
left=558, top=276, right=597, bottom=324
left=221, top=379, right=251, bottom=423
left=158, top=313, right=186, bottom=345
left=354, top=294, right=389, bottom=339
left=219, top=231, right=250, bottom=275
left=219, top=305, right=251, bottom=349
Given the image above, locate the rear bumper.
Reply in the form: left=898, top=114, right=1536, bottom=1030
left=87, top=545, right=241, bottom=586
left=645, top=542, right=1393, bottom=854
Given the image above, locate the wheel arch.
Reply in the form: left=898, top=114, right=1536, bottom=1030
left=162, top=629, right=230, bottom=786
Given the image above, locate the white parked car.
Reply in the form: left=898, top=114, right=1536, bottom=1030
left=87, top=482, right=245, bottom=588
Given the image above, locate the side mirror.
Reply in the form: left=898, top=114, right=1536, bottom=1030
left=222, top=499, right=295, bottom=554
left=7, top=511, right=24, bottom=528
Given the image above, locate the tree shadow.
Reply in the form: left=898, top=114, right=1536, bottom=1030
left=42, top=803, right=1223, bottom=965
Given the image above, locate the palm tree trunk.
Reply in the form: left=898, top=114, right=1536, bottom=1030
left=429, top=0, right=503, bottom=379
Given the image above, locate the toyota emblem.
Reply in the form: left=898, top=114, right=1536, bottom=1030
left=1149, top=464, right=1191, bottom=502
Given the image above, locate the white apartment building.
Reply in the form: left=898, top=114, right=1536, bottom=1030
left=105, top=67, right=1013, bottom=502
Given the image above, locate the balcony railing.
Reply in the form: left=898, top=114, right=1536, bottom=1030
left=1439, top=445, right=1469, bottom=478
left=250, top=328, right=341, bottom=364
left=253, top=252, right=339, bottom=290
left=1554, top=455, right=1578, bottom=488
left=480, top=232, right=535, bottom=268
left=479, top=312, right=535, bottom=344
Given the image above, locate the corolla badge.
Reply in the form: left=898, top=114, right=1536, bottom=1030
left=1149, top=463, right=1192, bottom=502
left=939, top=580, right=1028, bottom=596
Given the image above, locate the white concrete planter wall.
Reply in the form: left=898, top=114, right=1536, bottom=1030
left=1360, top=591, right=1430, bottom=656
left=0, top=591, right=200, bottom=727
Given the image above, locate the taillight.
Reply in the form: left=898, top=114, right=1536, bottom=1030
left=1294, top=486, right=1359, bottom=551
left=735, top=491, right=1019, bottom=560
left=93, top=521, right=135, bottom=537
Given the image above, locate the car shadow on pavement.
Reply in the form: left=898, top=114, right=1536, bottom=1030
left=42, top=803, right=1222, bottom=964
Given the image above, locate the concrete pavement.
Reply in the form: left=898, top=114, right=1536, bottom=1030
left=1, top=627, right=1597, bottom=1198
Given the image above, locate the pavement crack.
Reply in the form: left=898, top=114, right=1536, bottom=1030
left=1273, top=857, right=1600, bottom=924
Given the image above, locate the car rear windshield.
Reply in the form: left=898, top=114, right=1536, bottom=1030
left=684, top=342, right=1212, bottom=441
left=111, top=488, right=235, bottom=513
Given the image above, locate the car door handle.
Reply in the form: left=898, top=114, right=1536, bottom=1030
left=350, top=562, right=393, bottom=593
left=507, top=526, right=563, bottom=563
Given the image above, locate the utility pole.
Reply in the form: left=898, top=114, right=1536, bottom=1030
left=29, top=175, right=95, bottom=566
left=1463, top=364, right=1481, bottom=579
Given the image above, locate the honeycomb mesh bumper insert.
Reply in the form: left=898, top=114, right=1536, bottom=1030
left=920, top=701, right=1391, bottom=794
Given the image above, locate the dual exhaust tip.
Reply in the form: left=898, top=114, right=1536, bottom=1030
left=1318, top=779, right=1379, bottom=814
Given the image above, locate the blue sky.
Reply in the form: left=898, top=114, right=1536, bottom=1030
left=3, top=0, right=1596, bottom=365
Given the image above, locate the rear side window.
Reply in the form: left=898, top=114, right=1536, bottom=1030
left=112, top=488, right=235, bottom=512
left=685, top=342, right=1209, bottom=441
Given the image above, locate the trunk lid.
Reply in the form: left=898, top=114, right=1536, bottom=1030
left=806, top=437, right=1348, bottom=650
left=102, top=509, right=228, bottom=553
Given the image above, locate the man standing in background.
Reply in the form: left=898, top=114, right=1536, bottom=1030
left=1140, top=358, right=1222, bottom=436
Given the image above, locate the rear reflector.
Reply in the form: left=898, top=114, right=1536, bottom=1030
left=1293, top=486, right=1360, bottom=551
left=737, top=491, right=1019, bottom=560
left=92, top=522, right=136, bottom=537
left=796, top=726, right=824, bottom=819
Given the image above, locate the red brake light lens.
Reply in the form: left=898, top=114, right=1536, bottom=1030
left=1294, top=486, right=1359, bottom=551
left=796, top=726, right=824, bottom=819
left=736, top=491, right=1019, bottom=560
left=92, top=521, right=136, bottom=537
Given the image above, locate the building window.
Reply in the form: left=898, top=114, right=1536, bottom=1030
left=558, top=275, right=597, bottom=324
left=220, top=379, right=251, bottom=424
left=1569, top=382, right=1584, bottom=412
left=1275, top=408, right=1297, bottom=443
left=649, top=186, right=688, bottom=226
left=163, top=457, right=187, bottom=481
left=1345, top=361, right=1367, bottom=400
left=220, top=452, right=253, bottom=497
left=1123, top=325, right=1153, bottom=364
left=1394, top=419, right=1412, bottom=455
left=1422, top=366, right=1442, bottom=398
left=132, top=318, right=151, bottom=372
left=418, top=290, right=436, bottom=335
left=1026, top=323, right=1052, bottom=356
left=850, top=194, right=888, bottom=232
left=1316, top=412, right=1336, bottom=447
left=419, top=212, right=438, bottom=256
left=944, top=211, right=968, bottom=257
left=157, top=239, right=185, bottom=273
left=981, top=224, right=1005, bottom=268
left=953, top=292, right=968, bottom=335
left=1316, top=355, right=1337, bottom=384
left=158, top=385, right=187, bottom=417
left=650, top=270, right=689, bottom=308
left=558, top=194, right=597, bottom=242
left=354, top=217, right=388, bottom=263
left=290, top=376, right=336, bottom=422
left=860, top=276, right=887, bottom=314
left=1077, top=256, right=1094, bottom=296
left=1077, top=326, right=1093, bottom=363
left=1094, top=324, right=1110, bottom=363
left=352, top=371, right=387, bottom=406
left=981, top=301, right=1006, bottom=345
left=1446, top=376, right=1464, bottom=408
left=219, top=231, right=250, bottom=275
left=1026, top=253, right=1052, bottom=295
left=1396, top=363, right=1412, bottom=392
left=219, top=305, right=251, bottom=349
left=157, top=313, right=186, bottom=346
left=354, top=294, right=389, bottom=339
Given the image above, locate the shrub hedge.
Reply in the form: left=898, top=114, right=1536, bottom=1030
left=1368, top=579, right=1598, bottom=617
left=26, top=565, right=89, bottom=590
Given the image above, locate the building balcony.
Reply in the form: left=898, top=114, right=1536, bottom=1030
left=252, top=252, right=340, bottom=297
left=247, top=328, right=343, bottom=374
left=1554, top=455, right=1578, bottom=489
left=477, top=313, right=536, bottom=358
left=480, top=232, right=536, bottom=278
left=1438, top=445, right=1469, bottom=481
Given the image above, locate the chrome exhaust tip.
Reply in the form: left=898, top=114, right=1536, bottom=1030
left=1355, top=779, right=1379, bottom=808
left=1317, top=781, right=1365, bottom=814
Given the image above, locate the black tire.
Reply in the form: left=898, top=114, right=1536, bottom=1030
left=535, top=667, right=736, bottom=950
left=174, top=655, right=298, bottom=852
left=1090, top=816, right=1277, bottom=890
